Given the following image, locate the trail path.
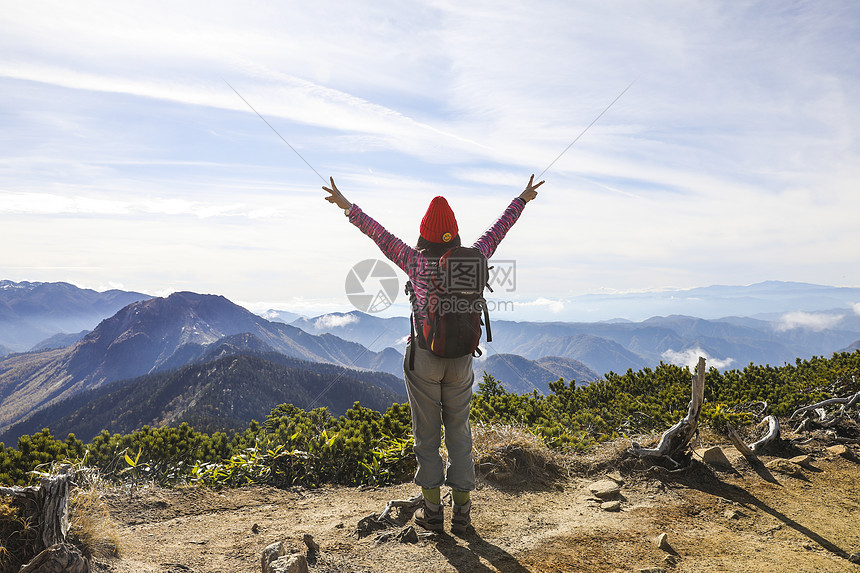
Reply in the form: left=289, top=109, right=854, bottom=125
left=94, top=439, right=860, bottom=573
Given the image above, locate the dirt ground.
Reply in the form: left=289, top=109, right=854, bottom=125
left=91, top=436, right=860, bottom=573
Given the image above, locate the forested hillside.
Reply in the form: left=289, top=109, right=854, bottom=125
left=0, top=352, right=406, bottom=444
left=0, top=292, right=406, bottom=433
left=2, top=350, right=858, bottom=488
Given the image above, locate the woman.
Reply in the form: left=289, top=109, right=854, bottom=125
left=323, top=175, right=542, bottom=533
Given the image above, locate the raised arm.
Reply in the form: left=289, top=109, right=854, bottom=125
left=518, top=174, right=544, bottom=203
left=473, top=174, right=544, bottom=258
left=322, top=176, right=418, bottom=273
left=323, top=177, right=352, bottom=212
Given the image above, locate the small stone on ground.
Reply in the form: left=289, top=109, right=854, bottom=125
left=695, top=446, right=732, bottom=467
left=588, top=480, right=621, bottom=499
left=601, top=500, right=622, bottom=512
left=766, top=458, right=805, bottom=477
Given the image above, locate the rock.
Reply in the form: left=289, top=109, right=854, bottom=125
left=588, top=479, right=621, bottom=499
left=662, top=554, right=680, bottom=567
left=606, top=471, right=625, bottom=485
left=262, top=541, right=286, bottom=573
left=302, top=534, right=319, bottom=553
left=827, top=445, right=855, bottom=459
left=653, top=532, right=677, bottom=555
left=765, top=458, right=804, bottom=477
left=848, top=552, right=860, bottom=564
left=270, top=554, right=309, bottom=573
left=695, top=446, right=731, bottom=467
left=252, top=523, right=260, bottom=534
left=601, top=500, right=622, bottom=512
left=723, top=508, right=745, bottom=520
left=789, top=454, right=813, bottom=467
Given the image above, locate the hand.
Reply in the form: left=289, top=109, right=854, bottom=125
left=518, top=174, right=544, bottom=203
left=323, top=177, right=352, bottom=211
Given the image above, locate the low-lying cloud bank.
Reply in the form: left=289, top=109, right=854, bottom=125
left=776, top=311, right=844, bottom=332
left=662, top=347, right=735, bottom=371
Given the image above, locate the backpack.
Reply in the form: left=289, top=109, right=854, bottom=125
left=406, top=246, right=493, bottom=369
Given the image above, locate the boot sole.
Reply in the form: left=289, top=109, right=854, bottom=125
left=415, top=520, right=444, bottom=532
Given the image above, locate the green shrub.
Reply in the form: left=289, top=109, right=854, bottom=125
left=2, top=351, right=858, bottom=489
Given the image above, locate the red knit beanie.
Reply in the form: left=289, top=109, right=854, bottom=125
left=420, top=196, right=458, bottom=243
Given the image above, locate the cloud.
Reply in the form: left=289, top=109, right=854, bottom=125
left=3, top=2, right=860, bottom=308
left=662, top=347, right=735, bottom=371
left=853, top=303, right=860, bottom=317
left=518, top=297, right=565, bottom=314
left=314, top=314, right=359, bottom=329
left=395, top=334, right=411, bottom=346
left=0, top=191, right=264, bottom=219
left=776, top=311, right=844, bottom=332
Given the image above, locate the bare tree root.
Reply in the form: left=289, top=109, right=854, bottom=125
left=727, top=415, right=780, bottom=457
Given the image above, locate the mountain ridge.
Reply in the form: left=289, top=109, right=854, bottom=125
left=1, top=349, right=406, bottom=444
left=0, top=292, right=406, bottom=433
left=0, top=280, right=151, bottom=352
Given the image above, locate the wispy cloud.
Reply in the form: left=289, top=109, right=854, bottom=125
left=0, top=191, right=262, bottom=219
left=314, top=314, right=359, bottom=329
left=517, top=298, right=566, bottom=314
left=776, top=311, right=844, bottom=332
left=2, top=1, right=859, bottom=311
left=662, top=348, right=735, bottom=371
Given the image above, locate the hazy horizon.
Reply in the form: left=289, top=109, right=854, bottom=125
left=3, top=2, right=859, bottom=320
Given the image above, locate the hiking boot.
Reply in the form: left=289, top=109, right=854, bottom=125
left=414, top=499, right=444, bottom=532
left=451, top=500, right=472, bottom=534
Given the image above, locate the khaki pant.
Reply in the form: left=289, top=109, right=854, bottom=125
left=403, top=341, right=475, bottom=492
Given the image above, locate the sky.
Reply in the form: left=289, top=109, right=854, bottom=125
left=2, top=1, right=859, bottom=322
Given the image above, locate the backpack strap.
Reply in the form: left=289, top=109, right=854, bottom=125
left=405, top=280, right=419, bottom=370
left=409, top=312, right=417, bottom=370
left=483, top=299, right=492, bottom=343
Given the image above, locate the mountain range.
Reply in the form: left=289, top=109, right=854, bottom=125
left=555, top=280, right=860, bottom=322
left=474, top=354, right=598, bottom=394
left=2, top=279, right=860, bottom=445
left=1, top=343, right=405, bottom=443
left=278, top=307, right=860, bottom=378
left=0, top=280, right=150, bottom=352
left=0, top=290, right=405, bottom=436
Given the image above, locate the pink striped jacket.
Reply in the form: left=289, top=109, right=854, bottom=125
left=347, top=198, right=526, bottom=328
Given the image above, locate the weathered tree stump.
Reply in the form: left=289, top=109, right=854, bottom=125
left=0, top=465, right=90, bottom=572
left=628, top=356, right=706, bottom=468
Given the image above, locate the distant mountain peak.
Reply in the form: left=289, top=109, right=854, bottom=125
left=0, top=280, right=44, bottom=290
left=1, top=289, right=407, bottom=433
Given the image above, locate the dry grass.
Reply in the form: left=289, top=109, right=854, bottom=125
left=0, top=496, right=38, bottom=573
left=471, top=422, right=568, bottom=487
left=0, top=465, right=120, bottom=571
left=68, top=468, right=121, bottom=561
left=69, top=488, right=121, bottom=560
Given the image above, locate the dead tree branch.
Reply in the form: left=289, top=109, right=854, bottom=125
left=727, top=415, right=780, bottom=457
left=789, top=391, right=860, bottom=421
left=629, top=356, right=706, bottom=468
left=379, top=495, right=423, bottom=521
